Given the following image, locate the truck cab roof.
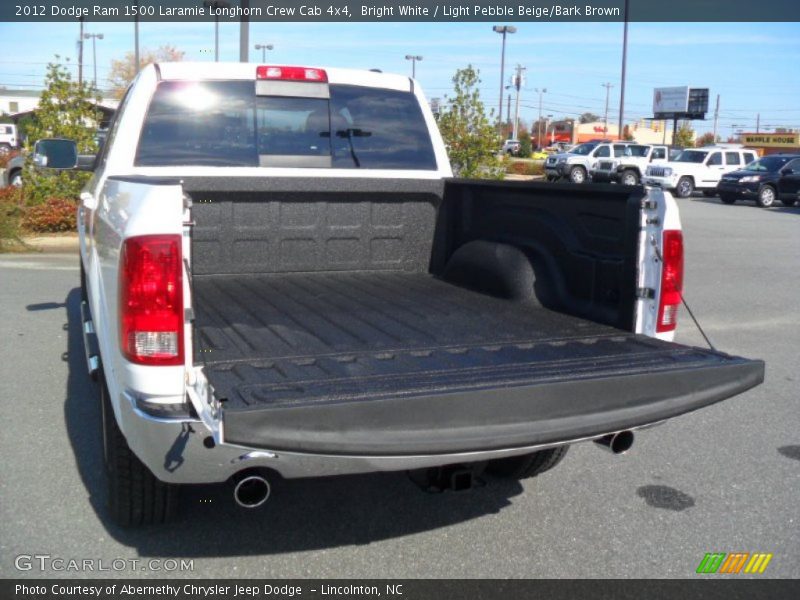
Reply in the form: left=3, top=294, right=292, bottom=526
left=154, top=62, right=413, bottom=92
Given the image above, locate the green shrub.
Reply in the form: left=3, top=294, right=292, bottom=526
left=21, top=197, right=77, bottom=232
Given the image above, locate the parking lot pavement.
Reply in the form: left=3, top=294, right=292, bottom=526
left=0, top=198, right=798, bottom=579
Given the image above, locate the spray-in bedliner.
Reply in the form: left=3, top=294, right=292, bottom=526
left=191, top=271, right=763, bottom=454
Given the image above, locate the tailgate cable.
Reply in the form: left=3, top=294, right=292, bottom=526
left=651, top=235, right=716, bottom=351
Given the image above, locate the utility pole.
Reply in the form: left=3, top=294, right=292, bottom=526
left=712, top=94, right=720, bottom=142
left=756, top=113, right=760, bottom=133
left=618, top=0, right=629, bottom=143
left=240, top=0, right=250, bottom=62
left=602, top=82, right=614, bottom=135
left=512, top=65, right=525, bottom=140
left=78, top=17, right=84, bottom=87
left=134, top=1, right=140, bottom=72
left=507, top=95, right=511, bottom=127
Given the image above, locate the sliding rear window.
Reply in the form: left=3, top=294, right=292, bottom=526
left=135, top=80, right=437, bottom=170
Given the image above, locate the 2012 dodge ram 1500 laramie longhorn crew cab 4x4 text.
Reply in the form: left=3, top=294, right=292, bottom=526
left=37, top=63, right=764, bottom=526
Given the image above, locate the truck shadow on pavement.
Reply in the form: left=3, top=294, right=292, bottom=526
left=62, top=288, right=526, bottom=556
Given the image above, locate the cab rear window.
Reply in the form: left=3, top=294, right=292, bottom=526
left=135, top=80, right=437, bottom=170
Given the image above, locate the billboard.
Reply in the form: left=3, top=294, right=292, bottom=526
left=653, top=87, right=689, bottom=114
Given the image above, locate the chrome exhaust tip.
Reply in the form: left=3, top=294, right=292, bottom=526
left=233, top=474, right=271, bottom=508
left=594, top=431, right=635, bottom=455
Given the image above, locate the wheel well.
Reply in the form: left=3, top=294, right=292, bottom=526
left=759, top=183, right=776, bottom=192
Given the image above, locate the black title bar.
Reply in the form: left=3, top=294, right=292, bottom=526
left=4, top=579, right=800, bottom=600
left=1, top=0, right=798, bottom=22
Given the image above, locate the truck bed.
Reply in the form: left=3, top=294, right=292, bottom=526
left=193, top=270, right=763, bottom=455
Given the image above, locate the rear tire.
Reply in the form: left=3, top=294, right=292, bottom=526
left=702, top=190, right=717, bottom=198
left=486, top=446, right=569, bottom=480
left=101, top=373, right=178, bottom=526
left=719, top=195, right=737, bottom=205
left=756, top=185, right=776, bottom=208
left=675, top=177, right=694, bottom=198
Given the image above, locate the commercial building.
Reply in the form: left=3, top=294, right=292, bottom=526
left=740, top=132, right=800, bottom=156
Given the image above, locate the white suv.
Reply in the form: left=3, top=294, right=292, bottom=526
left=544, top=140, right=617, bottom=184
left=0, top=123, right=18, bottom=152
left=645, top=147, right=758, bottom=198
left=592, top=144, right=670, bottom=185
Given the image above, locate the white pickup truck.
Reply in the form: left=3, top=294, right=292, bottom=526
left=36, top=62, right=763, bottom=526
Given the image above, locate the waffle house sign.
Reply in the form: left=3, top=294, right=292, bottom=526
left=742, top=133, right=800, bottom=149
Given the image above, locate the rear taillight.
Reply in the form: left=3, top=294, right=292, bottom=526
left=656, top=230, right=684, bottom=333
left=119, top=235, right=184, bottom=365
left=256, top=65, right=328, bottom=82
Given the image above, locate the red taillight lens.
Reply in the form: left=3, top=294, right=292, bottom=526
left=256, top=65, right=328, bottom=82
left=656, top=230, right=684, bottom=333
left=119, top=235, right=184, bottom=365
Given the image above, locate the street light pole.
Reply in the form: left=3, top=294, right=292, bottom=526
left=535, top=88, right=547, bottom=148
left=255, top=43, right=274, bottom=62
left=493, top=25, right=517, bottom=126
left=404, top=55, right=423, bottom=79
left=83, top=32, right=104, bottom=88
left=512, top=65, right=525, bottom=140
left=203, top=0, right=231, bottom=61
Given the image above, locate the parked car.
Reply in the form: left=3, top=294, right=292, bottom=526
left=1, top=153, right=23, bottom=187
left=717, top=154, right=800, bottom=207
left=591, top=143, right=670, bottom=185
left=502, top=139, right=521, bottom=155
left=35, top=62, right=763, bottom=526
left=544, top=141, right=602, bottom=183
left=644, top=147, right=758, bottom=198
left=545, top=141, right=642, bottom=184
left=0, top=123, right=18, bottom=153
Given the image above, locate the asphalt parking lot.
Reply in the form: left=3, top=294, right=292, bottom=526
left=0, top=195, right=798, bottom=579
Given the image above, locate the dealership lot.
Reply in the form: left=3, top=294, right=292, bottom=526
left=0, top=197, right=798, bottom=578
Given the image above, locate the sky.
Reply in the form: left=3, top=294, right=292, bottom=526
left=0, top=20, right=798, bottom=136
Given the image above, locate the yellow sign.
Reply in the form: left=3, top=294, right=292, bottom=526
left=742, top=133, right=799, bottom=148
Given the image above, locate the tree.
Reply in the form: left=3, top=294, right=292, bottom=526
left=108, top=45, right=185, bottom=98
left=437, top=66, right=503, bottom=179
left=673, top=123, right=695, bottom=148
left=695, top=132, right=719, bottom=147
left=518, top=128, right=532, bottom=156
left=23, top=58, right=101, bottom=203
left=579, top=112, right=601, bottom=124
